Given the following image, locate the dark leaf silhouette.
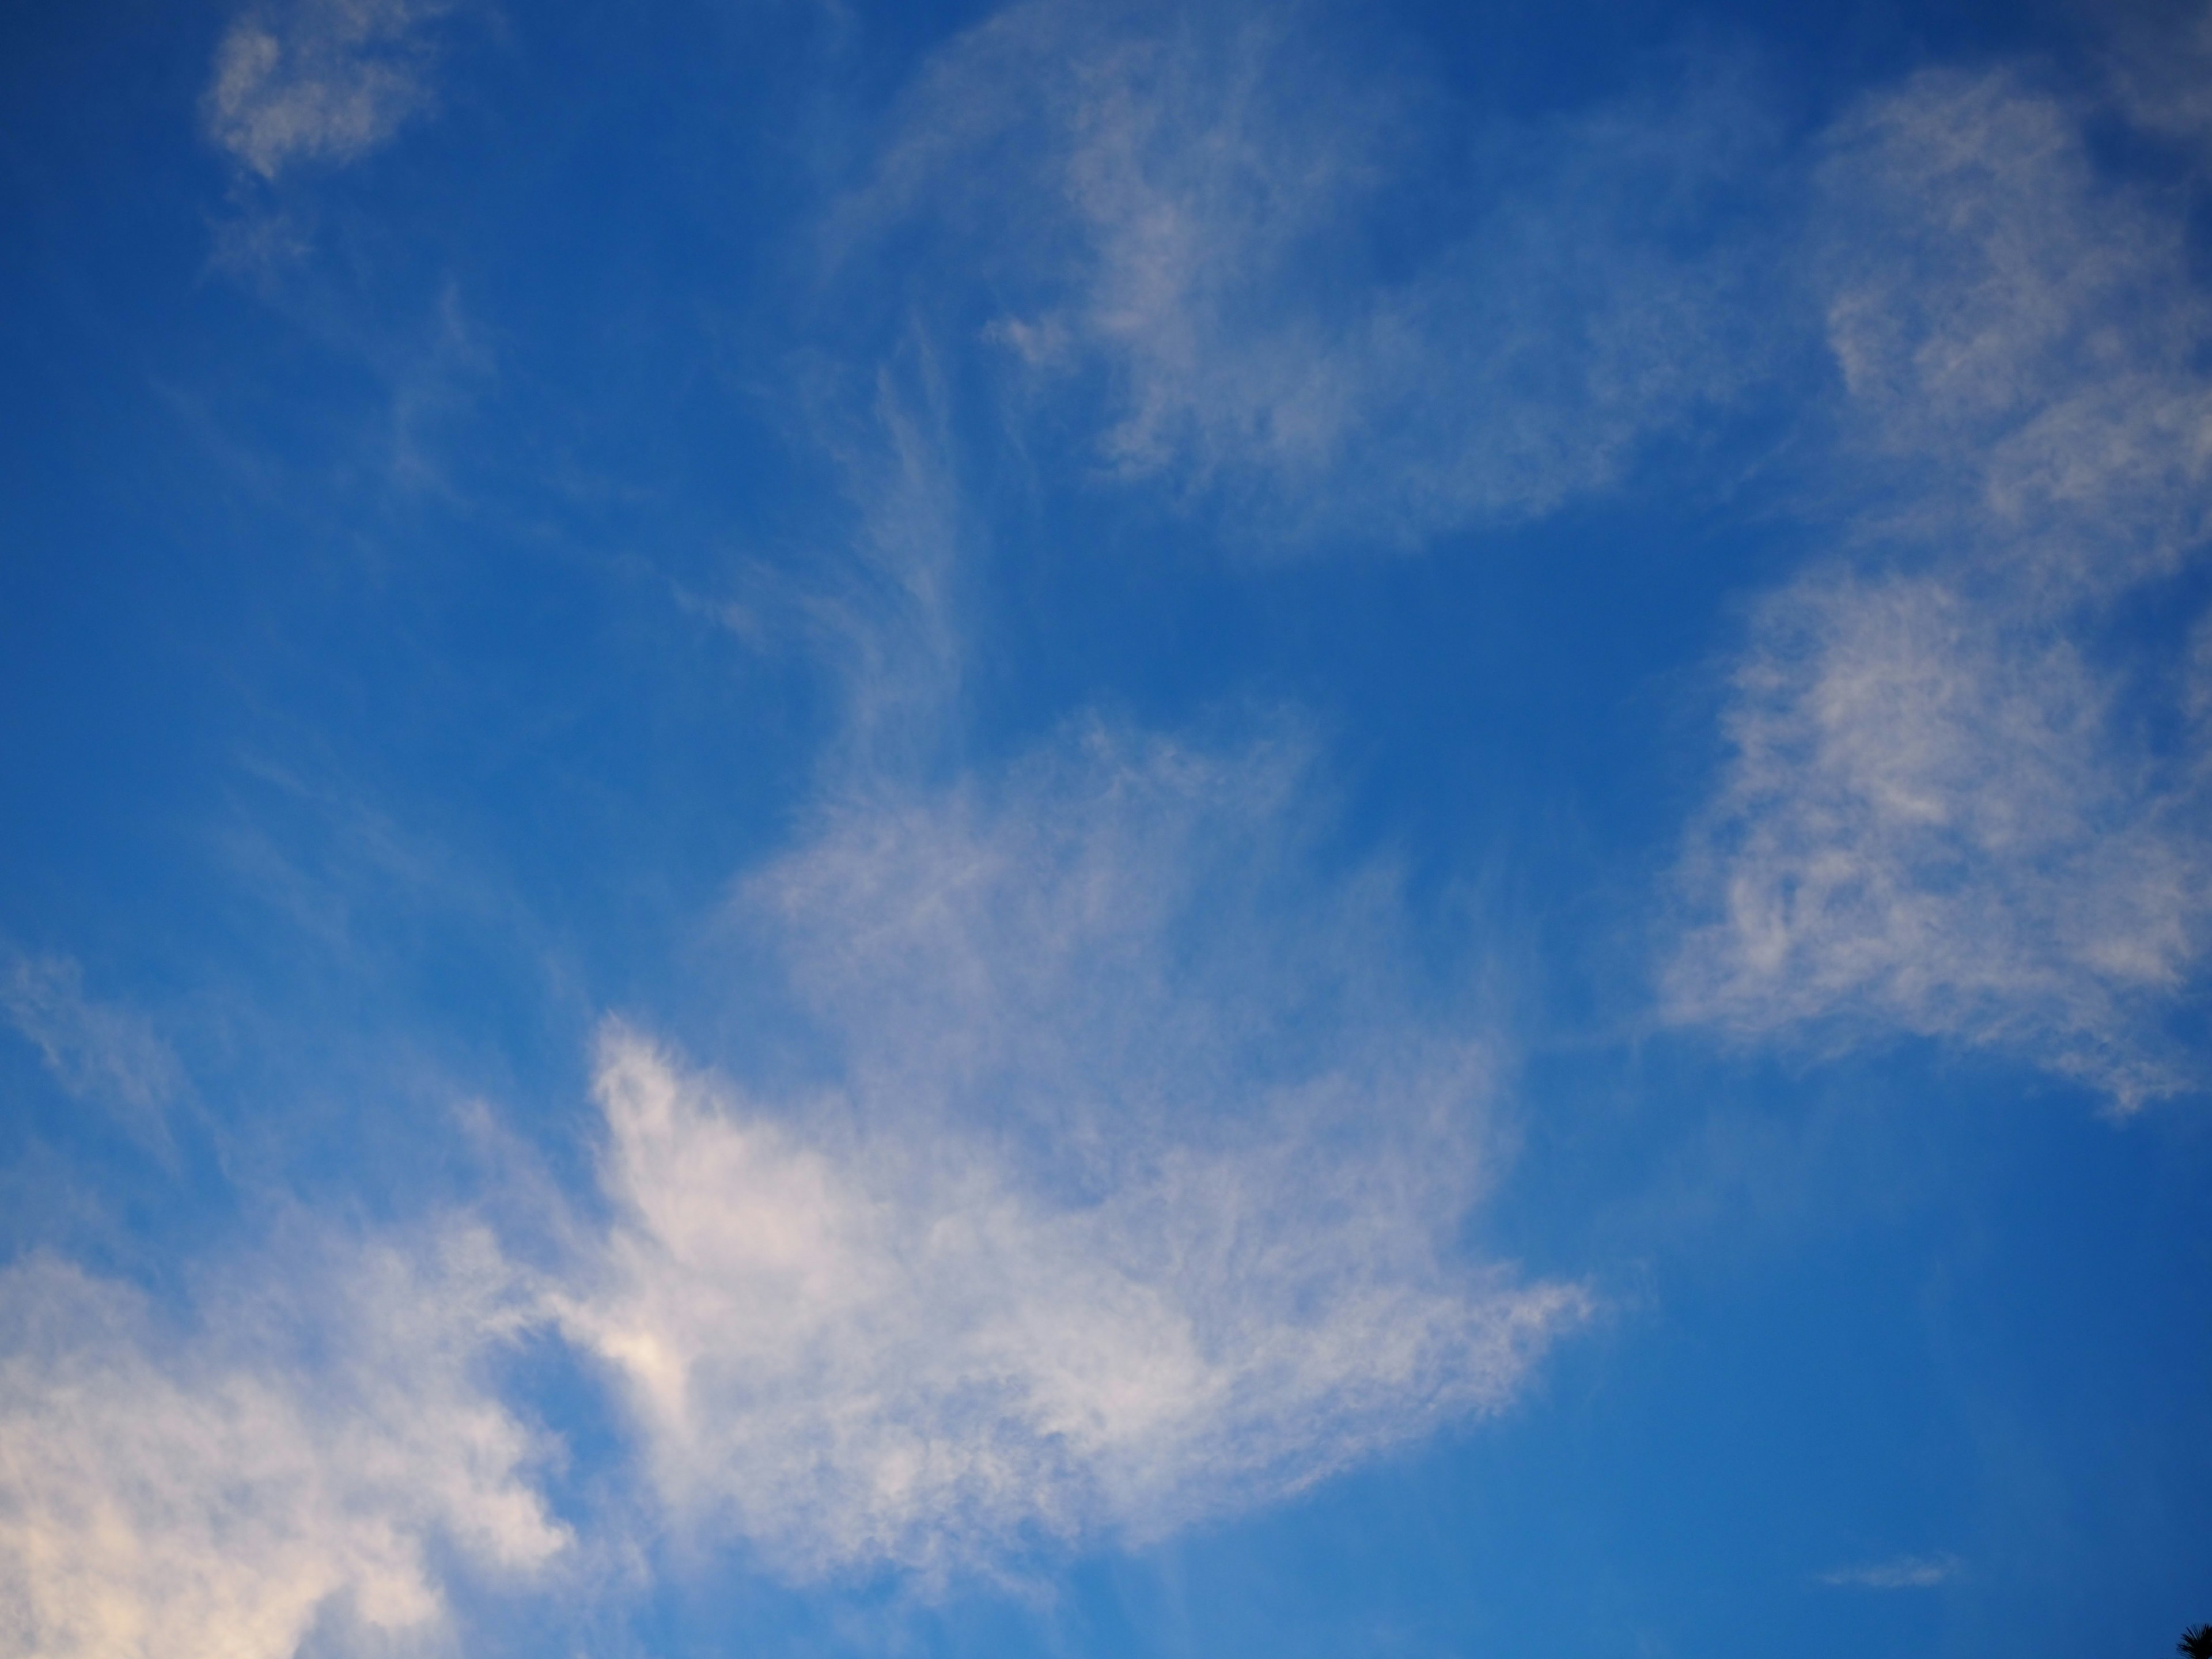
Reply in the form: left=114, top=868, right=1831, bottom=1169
left=2177, top=1625, right=2212, bottom=1659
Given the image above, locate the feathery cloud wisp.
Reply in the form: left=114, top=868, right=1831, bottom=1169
left=1, top=951, right=184, bottom=1156
left=842, top=0, right=1775, bottom=548
left=1665, top=70, right=2212, bottom=1105
left=555, top=722, right=1587, bottom=1577
left=0, top=1232, right=565, bottom=1659
left=1817, top=1552, right=1961, bottom=1589
left=204, top=0, right=454, bottom=182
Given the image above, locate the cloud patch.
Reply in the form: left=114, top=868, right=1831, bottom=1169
left=844, top=0, right=1775, bottom=548
left=1666, top=569, right=2212, bottom=1104
left=1817, top=1551, right=1961, bottom=1589
left=0, top=1230, right=565, bottom=1659
left=1, top=951, right=184, bottom=1156
left=554, top=724, right=1587, bottom=1577
left=1665, top=70, right=2212, bottom=1105
left=204, top=0, right=454, bottom=181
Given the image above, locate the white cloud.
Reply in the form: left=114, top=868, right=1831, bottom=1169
left=203, top=0, right=454, bottom=181
left=1667, top=570, right=2210, bottom=1104
left=1665, top=70, right=2212, bottom=1106
left=0, top=1230, right=566, bottom=1659
left=2104, top=3, right=2212, bottom=165
left=1817, top=1551, right=1961, bottom=1589
left=554, top=723, right=1587, bottom=1577
left=842, top=1, right=1772, bottom=548
left=743, top=722, right=1391, bottom=1142
left=0, top=728, right=1583, bottom=1607
left=1, top=951, right=184, bottom=1155
left=1814, top=71, right=2212, bottom=590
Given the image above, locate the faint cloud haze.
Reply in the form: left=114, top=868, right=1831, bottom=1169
left=0, top=1235, right=565, bottom=1659
left=1817, top=1552, right=1962, bottom=1589
left=0, top=724, right=1590, bottom=1624
left=839, top=0, right=1779, bottom=548
left=203, top=0, right=456, bottom=181
left=560, top=1028, right=1579, bottom=1577
left=1, top=951, right=184, bottom=1156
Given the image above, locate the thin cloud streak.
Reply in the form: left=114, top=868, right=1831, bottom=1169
left=1817, top=1552, right=1962, bottom=1589
left=803, top=353, right=975, bottom=777
left=1, top=950, right=184, bottom=1158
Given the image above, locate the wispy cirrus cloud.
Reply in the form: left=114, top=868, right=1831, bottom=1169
left=553, top=721, right=1587, bottom=1578
left=0, top=721, right=1586, bottom=1611
left=1666, top=565, right=2212, bottom=1105
left=1665, top=67, right=2212, bottom=1107
left=1, top=950, right=185, bottom=1157
left=799, top=355, right=976, bottom=774
left=203, top=0, right=457, bottom=183
left=1817, top=1551, right=1961, bottom=1589
left=1814, top=71, right=2212, bottom=591
left=561, top=1029, right=1577, bottom=1580
left=838, top=0, right=1778, bottom=549
left=0, top=1230, right=565, bottom=1659
left=2103, top=2, right=2212, bottom=165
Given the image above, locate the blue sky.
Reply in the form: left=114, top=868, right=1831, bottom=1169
left=3, top=0, right=2211, bottom=1654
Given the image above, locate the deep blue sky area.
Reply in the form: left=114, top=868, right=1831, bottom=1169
left=2, top=2, right=2209, bottom=1656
